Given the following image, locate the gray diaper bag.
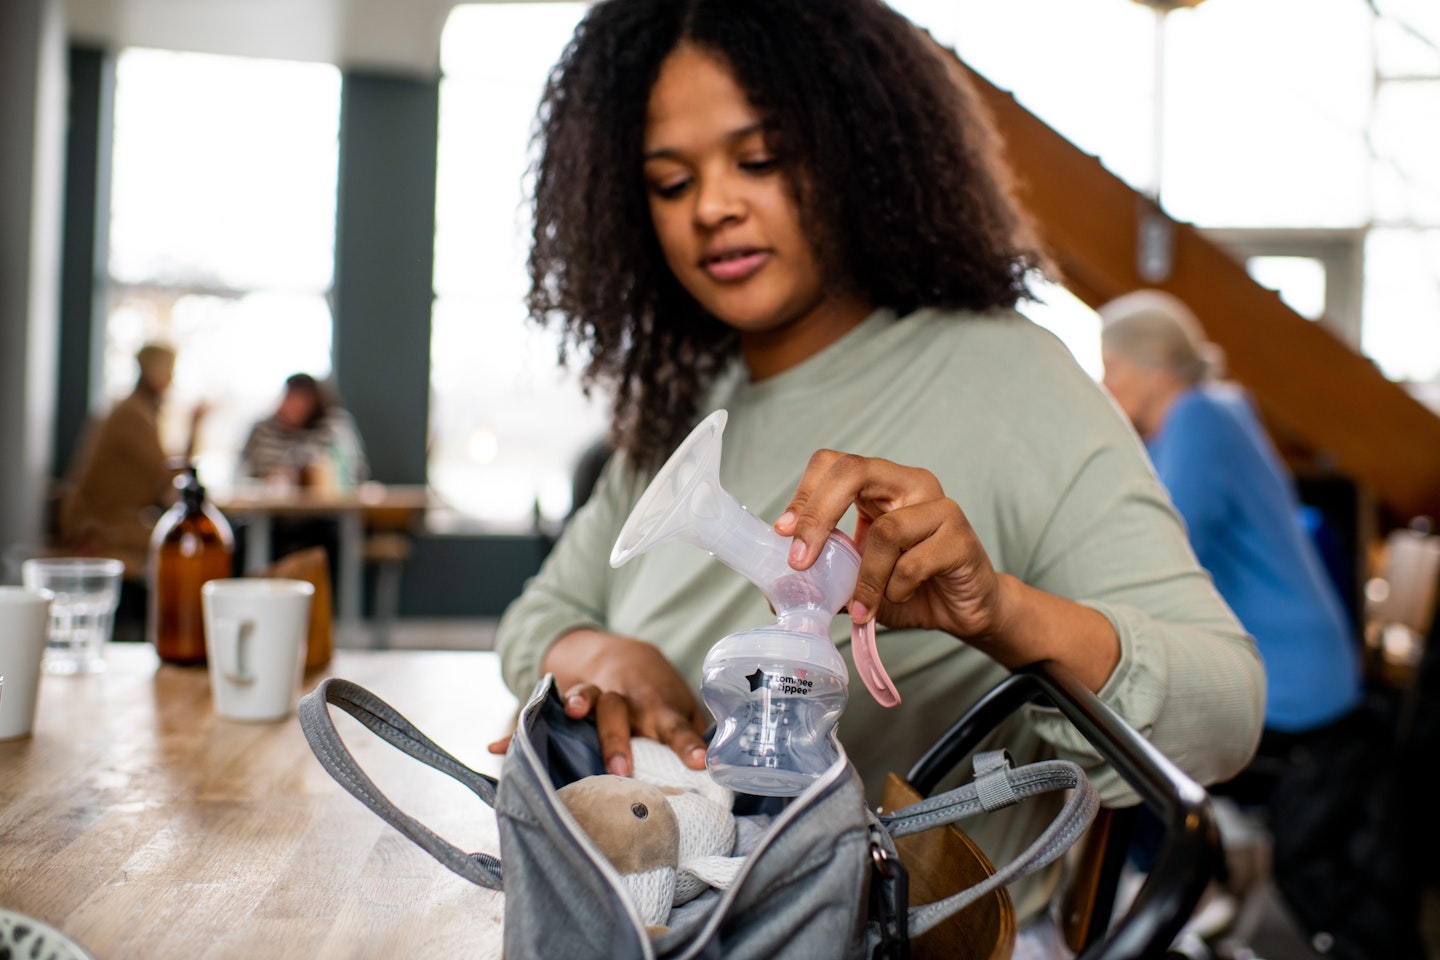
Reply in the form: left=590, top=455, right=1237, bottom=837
left=299, top=673, right=1101, bottom=959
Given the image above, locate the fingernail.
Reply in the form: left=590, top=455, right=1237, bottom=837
left=566, top=694, right=586, bottom=712
left=689, top=746, right=708, bottom=767
left=788, top=538, right=807, bottom=565
left=850, top=601, right=870, bottom=624
left=607, top=755, right=630, bottom=777
left=776, top=510, right=795, bottom=530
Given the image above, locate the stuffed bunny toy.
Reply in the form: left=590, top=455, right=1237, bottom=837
left=556, top=737, right=743, bottom=934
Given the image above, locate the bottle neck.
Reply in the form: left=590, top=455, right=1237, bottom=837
left=177, top=485, right=209, bottom=520
left=773, top=607, right=835, bottom=637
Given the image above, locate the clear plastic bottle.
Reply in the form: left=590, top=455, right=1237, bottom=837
left=700, top=627, right=849, bottom=796
left=148, top=466, right=235, bottom=664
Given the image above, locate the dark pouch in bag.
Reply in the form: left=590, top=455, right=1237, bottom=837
left=300, top=672, right=1099, bottom=959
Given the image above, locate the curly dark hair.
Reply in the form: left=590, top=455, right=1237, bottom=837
left=527, top=0, right=1046, bottom=469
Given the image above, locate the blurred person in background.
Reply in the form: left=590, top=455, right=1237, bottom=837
left=1099, top=290, right=1431, bottom=958
left=1099, top=289, right=1362, bottom=758
left=234, top=373, right=369, bottom=595
left=58, top=342, right=207, bottom=638
left=238, top=372, right=368, bottom=492
left=59, top=343, right=206, bottom=577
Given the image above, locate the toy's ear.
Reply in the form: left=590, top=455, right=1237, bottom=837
left=557, top=775, right=680, bottom=874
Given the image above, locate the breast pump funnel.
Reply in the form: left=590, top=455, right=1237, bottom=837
left=610, top=410, right=857, bottom=624
left=610, top=410, right=862, bottom=796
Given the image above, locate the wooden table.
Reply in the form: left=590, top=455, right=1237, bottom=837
left=217, top=484, right=430, bottom=643
left=0, top=643, right=517, bottom=959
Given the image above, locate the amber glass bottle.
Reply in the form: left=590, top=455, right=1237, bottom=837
left=148, top=466, right=235, bottom=664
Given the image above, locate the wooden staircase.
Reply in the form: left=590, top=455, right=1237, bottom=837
left=935, top=46, right=1440, bottom=523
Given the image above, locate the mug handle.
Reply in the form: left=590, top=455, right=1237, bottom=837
left=212, top=618, right=255, bottom=683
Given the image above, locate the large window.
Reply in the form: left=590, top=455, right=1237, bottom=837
left=430, top=3, right=606, bottom=531
left=893, top=0, right=1440, bottom=388
left=106, top=49, right=341, bottom=492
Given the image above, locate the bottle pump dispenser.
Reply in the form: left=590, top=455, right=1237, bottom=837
left=610, top=410, right=899, bottom=796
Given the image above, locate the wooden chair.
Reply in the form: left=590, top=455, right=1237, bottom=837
left=1059, top=807, right=1132, bottom=953
left=362, top=503, right=421, bottom=648
left=260, top=546, right=334, bottom=668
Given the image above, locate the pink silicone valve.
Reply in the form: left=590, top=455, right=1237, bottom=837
left=851, top=617, right=900, bottom=707
left=825, top=530, right=901, bottom=709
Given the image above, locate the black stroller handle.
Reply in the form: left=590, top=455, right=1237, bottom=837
left=907, top=663, right=1220, bottom=960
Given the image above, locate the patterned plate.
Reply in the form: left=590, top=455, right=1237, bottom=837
left=0, top=909, right=96, bottom=960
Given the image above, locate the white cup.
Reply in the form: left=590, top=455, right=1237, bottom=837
left=0, top=586, right=53, bottom=740
left=202, top=578, right=315, bottom=722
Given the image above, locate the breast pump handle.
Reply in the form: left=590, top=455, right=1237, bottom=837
left=609, top=410, right=900, bottom=708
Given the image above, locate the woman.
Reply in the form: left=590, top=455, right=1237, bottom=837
left=494, top=0, right=1264, bottom=944
left=236, top=373, right=369, bottom=590
left=239, top=373, right=368, bottom=490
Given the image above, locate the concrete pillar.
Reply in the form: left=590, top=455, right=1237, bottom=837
left=0, top=0, right=67, bottom=571
left=332, top=71, right=439, bottom=485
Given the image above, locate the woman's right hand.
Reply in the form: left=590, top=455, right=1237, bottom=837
left=486, top=628, right=709, bottom=777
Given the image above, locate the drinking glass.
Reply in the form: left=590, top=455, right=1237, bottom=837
left=21, top=557, right=124, bottom=674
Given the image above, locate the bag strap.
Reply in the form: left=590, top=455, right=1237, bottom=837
left=879, top=751, right=1098, bottom=938
left=298, top=677, right=505, bottom=890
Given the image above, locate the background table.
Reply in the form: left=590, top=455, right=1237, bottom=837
left=0, top=643, right=517, bottom=959
left=217, top=483, right=430, bottom=642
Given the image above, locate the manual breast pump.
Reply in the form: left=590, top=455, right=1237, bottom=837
left=610, top=410, right=900, bottom=797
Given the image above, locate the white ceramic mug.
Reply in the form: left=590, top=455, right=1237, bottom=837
left=0, top=586, right=53, bottom=740
left=202, top=578, right=314, bottom=722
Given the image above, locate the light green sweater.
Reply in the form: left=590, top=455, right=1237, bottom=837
left=497, top=306, right=1265, bottom=921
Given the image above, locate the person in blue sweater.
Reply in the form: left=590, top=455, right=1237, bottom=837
left=1099, top=289, right=1362, bottom=791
